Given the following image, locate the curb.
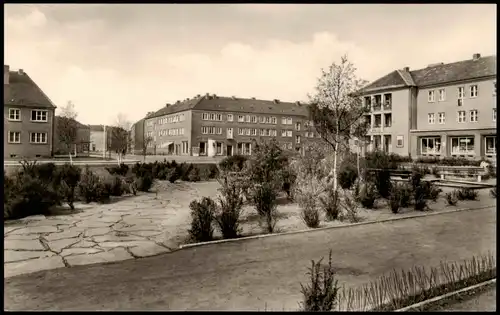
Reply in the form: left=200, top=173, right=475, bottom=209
left=179, top=204, right=495, bottom=249
left=393, top=278, right=496, bottom=312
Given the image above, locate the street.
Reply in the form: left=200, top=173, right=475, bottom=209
left=4, top=207, right=496, bottom=311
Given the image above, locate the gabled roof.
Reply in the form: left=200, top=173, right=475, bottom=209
left=55, top=116, right=89, bottom=129
left=360, top=55, right=496, bottom=94
left=147, top=94, right=309, bottom=119
left=4, top=69, right=56, bottom=108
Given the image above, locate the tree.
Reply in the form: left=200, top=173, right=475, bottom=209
left=142, top=136, right=153, bottom=162
left=110, top=113, right=133, bottom=164
left=56, top=101, right=79, bottom=156
left=308, top=55, right=370, bottom=192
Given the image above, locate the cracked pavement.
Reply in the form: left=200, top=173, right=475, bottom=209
left=4, top=181, right=210, bottom=278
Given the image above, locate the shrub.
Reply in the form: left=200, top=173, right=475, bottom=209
left=181, top=163, right=194, bottom=181
left=107, top=175, right=125, bottom=196
left=58, top=164, right=81, bottom=210
left=167, top=167, right=181, bottom=183
left=215, top=177, right=244, bottom=239
left=446, top=191, right=458, bottom=206
left=299, top=192, right=320, bottom=228
left=188, top=197, right=216, bottom=242
left=156, top=168, right=169, bottom=180
left=123, top=174, right=138, bottom=195
left=398, top=183, right=413, bottom=208
left=299, top=250, right=340, bottom=311
left=359, top=183, right=377, bottom=209
left=338, top=165, right=358, bottom=190
left=428, top=184, right=442, bottom=202
left=457, top=188, right=479, bottom=201
left=319, top=188, right=340, bottom=221
left=373, top=169, right=391, bottom=198
left=219, top=155, right=248, bottom=172
left=78, top=166, right=102, bottom=203
left=252, top=183, right=279, bottom=233
left=187, top=167, right=201, bottom=182
left=490, top=188, right=497, bottom=198
left=105, top=163, right=129, bottom=176
left=340, top=191, right=361, bottom=223
left=364, top=151, right=399, bottom=170
left=207, top=164, right=219, bottom=179
left=388, top=183, right=404, bottom=214
left=282, top=167, right=297, bottom=200
left=136, top=173, right=154, bottom=192
left=431, top=166, right=440, bottom=178
left=414, top=185, right=428, bottom=211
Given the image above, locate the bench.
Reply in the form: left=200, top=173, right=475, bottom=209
left=439, top=171, right=482, bottom=183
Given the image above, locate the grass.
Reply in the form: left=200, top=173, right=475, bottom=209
left=334, top=252, right=496, bottom=311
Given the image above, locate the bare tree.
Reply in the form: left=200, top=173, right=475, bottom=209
left=56, top=101, right=79, bottom=156
left=308, top=55, right=370, bottom=191
left=110, top=113, right=133, bottom=164
left=142, top=136, right=153, bottom=162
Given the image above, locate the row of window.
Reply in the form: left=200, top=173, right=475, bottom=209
left=8, top=131, right=48, bottom=144
left=158, top=128, right=185, bottom=136
left=201, top=126, right=320, bottom=138
left=427, top=83, right=495, bottom=103
left=428, top=109, right=497, bottom=124
left=8, top=109, right=48, bottom=122
left=420, top=136, right=496, bottom=155
left=158, top=114, right=185, bottom=125
left=202, top=112, right=297, bottom=125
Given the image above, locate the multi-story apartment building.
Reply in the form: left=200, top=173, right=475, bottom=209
left=89, top=125, right=112, bottom=152
left=130, top=118, right=145, bottom=154
left=141, top=94, right=321, bottom=156
left=4, top=65, right=57, bottom=158
left=358, top=53, right=496, bottom=160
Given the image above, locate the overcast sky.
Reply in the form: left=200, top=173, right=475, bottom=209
left=5, top=4, right=496, bottom=125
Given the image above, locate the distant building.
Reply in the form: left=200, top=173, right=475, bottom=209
left=53, top=117, right=91, bottom=155
left=89, top=125, right=111, bottom=153
left=4, top=65, right=57, bottom=159
left=358, top=53, right=496, bottom=159
left=130, top=118, right=145, bottom=155
left=140, top=94, right=321, bottom=157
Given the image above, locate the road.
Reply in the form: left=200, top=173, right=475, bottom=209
left=4, top=207, right=496, bottom=311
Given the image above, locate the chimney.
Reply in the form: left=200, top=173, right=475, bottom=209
left=176, top=100, right=180, bottom=105
left=165, top=103, right=170, bottom=107
left=212, top=94, right=217, bottom=98
left=4, top=65, right=9, bottom=85
left=18, top=69, right=24, bottom=75
left=196, top=94, right=200, bottom=98
left=205, top=93, right=210, bottom=97
left=273, top=99, right=280, bottom=104
left=231, top=96, right=236, bottom=100
left=186, top=97, right=190, bottom=101
left=403, top=67, right=410, bottom=72
left=251, top=97, right=256, bottom=100
left=295, top=101, right=301, bottom=106
left=473, top=53, right=481, bottom=60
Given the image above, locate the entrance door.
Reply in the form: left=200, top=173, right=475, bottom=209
left=227, top=145, right=233, bottom=156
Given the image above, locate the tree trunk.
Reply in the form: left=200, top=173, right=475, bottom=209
left=332, top=142, right=338, bottom=191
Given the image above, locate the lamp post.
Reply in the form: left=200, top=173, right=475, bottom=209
left=103, top=124, right=106, bottom=160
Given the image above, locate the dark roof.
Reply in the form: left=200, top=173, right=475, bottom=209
left=4, top=70, right=56, bottom=108
left=147, top=95, right=309, bottom=119
left=54, top=116, right=89, bottom=129
left=361, top=55, right=496, bottom=93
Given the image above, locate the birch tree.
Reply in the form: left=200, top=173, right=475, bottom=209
left=308, top=55, right=370, bottom=192
left=56, top=101, right=79, bottom=157
left=111, top=113, right=132, bottom=164
left=142, top=136, right=153, bottom=162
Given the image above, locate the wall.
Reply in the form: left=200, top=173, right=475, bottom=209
left=144, top=110, right=192, bottom=155
left=4, top=106, right=55, bottom=158
left=90, top=130, right=105, bottom=152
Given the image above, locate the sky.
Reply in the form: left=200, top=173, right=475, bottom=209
left=5, top=4, right=497, bottom=125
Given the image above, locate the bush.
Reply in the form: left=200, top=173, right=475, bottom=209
left=398, top=183, right=413, bottom=208
left=282, top=167, right=297, bottom=200
left=181, top=163, right=194, bottom=181
left=207, top=164, right=219, bottom=179
left=167, top=167, right=181, bottom=183
left=136, top=173, right=154, bottom=192
left=364, top=151, right=399, bottom=170
left=188, top=197, right=216, bottom=242
left=414, top=186, right=428, bottom=211
left=338, top=165, right=358, bottom=190
left=359, top=183, right=377, bottom=209
left=431, top=166, right=440, bottom=178
left=490, top=187, right=497, bottom=198
left=78, top=167, right=103, bottom=203
left=299, top=192, right=320, bottom=228
left=372, top=169, right=391, bottom=198
left=319, top=188, right=340, bottom=221
left=340, top=191, right=361, bottom=223
left=219, top=155, right=248, bottom=172
left=252, top=183, right=279, bottom=233
left=388, top=183, right=404, bottom=214
left=446, top=191, right=458, bottom=206
left=427, top=184, right=442, bottom=202
left=187, top=167, right=201, bottom=182
left=106, top=175, right=125, bottom=197
left=215, top=177, right=244, bottom=239
left=457, top=188, right=479, bottom=201
left=105, top=163, right=129, bottom=176
left=58, top=164, right=81, bottom=210
left=299, top=250, right=340, bottom=311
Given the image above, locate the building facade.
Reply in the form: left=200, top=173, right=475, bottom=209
left=141, top=94, right=321, bottom=157
left=4, top=65, right=57, bottom=158
left=359, top=53, right=496, bottom=160
left=89, top=125, right=111, bottom=153
left=53, top=117, right=91, bottom=155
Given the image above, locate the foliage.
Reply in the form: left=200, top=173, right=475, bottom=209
left=187, top=167, right=201, bottom=182
left=106, top=175, right=125, bottom=196
left=136, top=173, right=154, bottom=192
left=214, top=175, right=244, bottom=239
left=298, top=191, right=321, bottom=228
left=490, top=187, right=497, bottom=199
left=372, top=169, right=392, bottom=199
left=106, top=163, right=129, bottom=176
left=456, top=188, right=479, bottom=201
left=414, top=185, right=428, bottom=211
left=414, top=156, right=482, bottom=167
left=167, top=167, right=182, bottom=183
left=445, top=191, right=458, bottom=206
left=282, top=166, right=297, bottom=200
left=299, top=250, right=340, bottom=311
left=188, top=197, right=216, bottom=242
left=358, top=183, right=377, bottom=209
left=364, top=151, right=399, bottom=170
left=319, top=188, right=340, bottom=221
left=340, top=190, right=361, bottom=223
left=109, top=125, right=130, bottom=155
left=181, top=163, right=194, bottom=181
left=388, top=183, right=403, bottom=214
left=142, top=136, right=154, bottom=162
left=58, top=164, right=82, bottom=210
left=252, top=183, right=279, bottom=233
left=338, top=164, right=358, bottom=190
left=55, top=101, right=79, bottom=154
left=219, top=155, right=248, bottom=172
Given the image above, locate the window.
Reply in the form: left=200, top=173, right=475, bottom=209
left=209, top=113, right=215, bottom=121
left=494, top=82, right=497, bottom=96
left=295, top=122, right=301, bottom=131
left=457, top=111, right=466, bottom=123
left=396, top=135, right=404, bottom=148
left=438, top=89, right=446, bottom=101
left=251, top=116, right=257, bottom=123
left=245, top=128, right=250, bottom=136
left=427, top=113, right=435, bottom=124
left=281, top=117, right=287, bottom=125
left=199, top=142, right=206, bottom=155
left=265, top=117, right=271, bottom=124
left=384, top=114, right=392, bottom=127
left=217, top=127, right=223, bottom=135
left=421, top=137, right=441, bottom=155
left=251, top=128, right=257, bottom=136
left=485, top=136, right=496, bottom=155
left=180, top=128, right=185, bottom=135
left=31, top=110, right=48, bottom=122
left=30, top=132, right=47, bottom=144
left=238, top=115, right=245, bottom=122
left=227, top=114, right=233, bottom=122
left=180, top=114, right=185, bottom=122
left=238, top=128, right=244, bottom=135
left=493, top=108, right=497, bottom=122
left=364, top=96, right=372, bottom=109
left=281, top=130, right=287, bottom=137
left=458, top=87, right=465, bottom=99
left=470, top=85, right=478, bottom=98
left=286, top=130, right=292, bottom=137
left=271, top=117, right=277, bottom=124
left=469, top=110, right=478, bottom=122
left=202, top=113, right=209, bottom=120
left=259, top=116, right=265, bottom=123
left=287, top=117, right=292, bottom=125
left=296, top=135, right=301, bottom=144
left=451, top=136, right=475, bottom=155
left=8, top=108, right=20, bottom=121
left=438, top=112, right=445, bottom=124
left=216, top=142, right=222, bottom=155
left=8, top=131, right=21, bottom=143
left=245, top=115, right=251, bottom=123
left=245, top=143, right=251, bottom=155
left=287, top=143, right=292, bottom=150
left=227, top=128, right=233, bottom=138
left=202, top=127, right=208, bottom=134
left=428, top=90, right=435, bottom=102
left=271, top=129, right=277, bottom=137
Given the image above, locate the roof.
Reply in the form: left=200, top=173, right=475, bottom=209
left=54, top=116, right=89, bottom=129
left=4, top=69, right=56, bottom=108
left=361, top=55, right=496, bottom=93
left=147, top=94, right=309, bottom=119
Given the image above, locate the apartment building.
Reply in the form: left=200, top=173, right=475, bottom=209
left=130, top=118, right=145, bottom=154
left=141, top=94, right=321, bottom=157
left=89, top=125, right=111, bottom=152
left=358, top=53, right=496, bottom=159
left=4, top=65, right=57, bottom=158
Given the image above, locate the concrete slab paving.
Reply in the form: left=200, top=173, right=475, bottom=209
left=4, top=239, right=45, bottom=251
left=60, top=248, right=104, bottom=257
left=4, top=256, right=65, bottom=278
left=64, top=247, right=133, bottom=266
left=5, top=250, right=55, bottom=263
